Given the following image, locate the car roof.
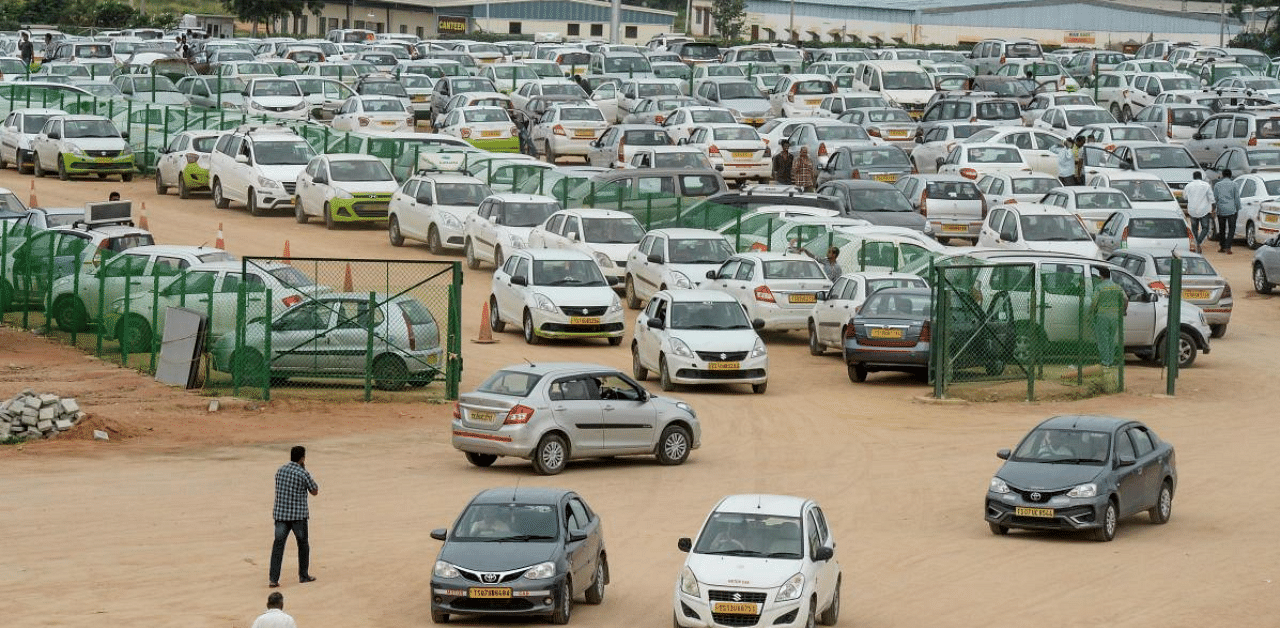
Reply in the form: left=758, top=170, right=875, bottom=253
left=324, top=153, right=383, bottom=162
left=493, top=361, right=621, bottom=377
left=839, top=271, right=925, bottom=281
left=186, top=260, right=291, bottom=272
left=554, top=208, right=635, bottom=219
left=118, top=244, right=228, bottom=256
left=1037, top=414, right=1134, bottom=431
left=1115, top=246, right=1208, bottom=261
left=488, top=193, right=557, bottom=202
left=519, top=248, right=595, bottom=261
left=731, top=251, right=820, bottom=261
left=648, top=228, right=724, bottom=238
left=1117, top=208, right=1188, bottom=219
left=657, top=288, right=738, bottom=302
left=1052, top=185, right=1124, bottom=194
left=713, top=494, right=811, bottom=517
left=471, top=486, right=570, bottom=506
left=904, top=173, right=975, bottom=183
left=1003, top=201, right=1077, bottom=215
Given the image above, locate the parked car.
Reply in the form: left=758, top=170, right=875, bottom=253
left=1039, top=185, right=1135, bottom=235
left=31, top=114, right=134, bottom=182
left=1107, top=248, right=1231, bottom=337
left=681, top=124, right=771, bottom=183
left=817, top=145, right=912, bottom=187
left=0, top=107, right=67, bottom=174
left=807, top=271, right=928, bottom=356
left=528, top=208, right=645, bottom=285
left=154, top=130, right=225, bottom=199
left=387, top=172, right=491, bottom=253
left=976, top=171, right=1061, bottom=205
left=977, top=202, right=1100, bottom=258
left=529, top=104, right=609, bottom=164
left=893, top=174, right=987, bottom=241
left=489, top=248, right=624, bottom=345
left=703, top=252, right=831, bottom=332
left=624, top=228, right=733, bottom=307
left=815, top=179, right=928, bottom=232
left=632, top=289, right=768, bottom=393
left=294, top=153, right=398, bottom=229
left=463, top=193, right=562, bottom=269
left=1083, top=172, right=1182, bottom=213
left=1095, top=209, right=1194, bottom=256
left=208, top=125, right=316, bottom=215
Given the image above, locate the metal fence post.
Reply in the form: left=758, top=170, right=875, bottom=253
left=364, top=290, right=376, bottom=402
left=1166, top=256, right=1182, bottom=394
left=149, top=274, right=161, bottom=373
left=447, top=262, right=463, bottom=399
left=262, top=288, right=273, bottom=401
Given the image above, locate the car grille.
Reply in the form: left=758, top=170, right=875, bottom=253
left=265, top=104, right=297, bottom=112
left=677, top=368, right=766, bottom=380
left=541, top=322, right=624, bottom=333
left=1167, top=182, right=1187, bottom=190
left=457, top=567, right=525, bottom=584
left=1012, top=487, right=1069, bottom=503
left=708, top=590, right=767, bottom=627
left=85, top=149, right=120, bottom=158
left=559, top=305, right=609, bottom=316
left=352, top=201, right=390, bottom=217
left=695, top=350, right=749, bottom=361
left=282, top=182, right=296, bottom=195
left=69, top=161, right=129, bottom=170
left=615, top=259, right=627, bottom=267
left=449, top=597, right=536, bottom=612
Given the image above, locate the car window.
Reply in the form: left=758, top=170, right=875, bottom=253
left=598, top=373, right=643, bottom=400
left=1130, top=427, right=1155, bottom=456
left=734, top=260, right=754, bottom=280
left=549, top=376, right=598, bottom=401
left=275, top=301, right=330, bottom=331
left=1115, top=428, right=1137, bottom=459
left=566, top=499, right=589, bottom=530
left=336, top=299, right=384, bottom=329
left=716, top=259, right=740, bottom=278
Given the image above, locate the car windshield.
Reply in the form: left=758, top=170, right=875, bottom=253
left=436, top=183, right=490, bottom=205
left=1013, top=428, right=1110, bottom=463
left=866, top=277, right=926, bottom=293
left=361, top=81, right=409, bottom=97
left=705, top=65, right=745, bottom=77
left=669, top=300, right=751, bottom=329
left=713, top=127, right=758, bottom=141
left=191, top=136, right=219, bottom=152
left=477, top=369, right=542, bottom=396
left=560, top=107, right=604, bottom=121
left=794, top=79, right=833, bottom=95
left=1110, top=179, right=1175, bottom=202
left=976, top=102, right=1021, bottom=120
left=1019, top=215, right=1092, bottom=241
left=650, top=152, right=708, bottom=169
left=624, top=129, right=670, bottom=145
left=64, top=119, right=119, bottom=138
left=463, top=108, right=510, bottom=123
left=1010, top=177, right=1059, bottom=195
left=0, top=192, right=26, bottom=213
left=693, top=512, right=803, bottom=558
left=967, top=147, right=1022, bottom=163
left=926, top=181, right=981, bottom=199
left=197, top=251, right=235, bottom=263
left=492, top=65, right=537, bottom=80
left=452, top=78, right=491, bottom=92
left=1171, top=107, right=1210, bottom=126
left=400, top=75, right=433, bottom=89
left=254, top=141, right=315, bottom=165
left=883, top=71, right=932, bottom=90
left=1075, top=192, right=1132, bottom=209
left=988, top=81, right=1031, bottom=97
left=1108, top=127, right=1157, bottom=142
left=42, top=212, right=81, bottom=227
left=1129, top=217, right=1189, bottom=238
left=638, top=83, right=681, bottom=97
left=22, top=114, right=54, bottom=134
left=543, top=84, right=587, bottom=97
left=532, top=259, right=608, bottom=286
left=849, top=188, right=914, bottom=212
left=500, top=202, right=559, bottom=227
left=1134, top=147, right=1196, bottom=168
left=252, top=80, right=302, bottom=97
left=719, top=83, right=764, bottom=100
left=1022, top=62, right=1063, bottom=76
left=330, top=159, right=393, bottom=182
left=1065, top=109, right=1115, bottom=126
left=582, top=217, right=644, bottom=243
left=605, top=57, right=651, bottom=72
left=452, top=503, right=559, bottom=542
left=763, top=259, right=825, bottom=279
left=867, top=109, right=912, bottom=123
left=654, top=64, right=691, bottom=79
left=668, top=238, right=732, bottom=264
left=692, top=110, right=735, bottom=124
left=361, top=98, right=404, bottom=113
left=816, top=125, right=870, bottom=141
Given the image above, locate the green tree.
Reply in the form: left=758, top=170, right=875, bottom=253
left=711, top=0, right=747, bottom=43
left=222, top=0, right=324, bottom=34
left=94, top=0, right=139, bottom=27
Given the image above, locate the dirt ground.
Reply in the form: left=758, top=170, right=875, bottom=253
left=4, top=170, right=1280, bottom=628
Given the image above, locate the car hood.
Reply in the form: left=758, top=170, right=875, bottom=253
left=586, top=242, right=640, bottom=263
left=1139, top=167, right=1196, bottom=183
left=251, top=96, right=305, bottom=107
left=64, top=137, right=129, bottom=151
left=684, top=552, right=800, bottom=589
left=997, top=460, right=1102, bottom=490
left=437, top=540, right=558, bottom=572
left=885, top=90, right=934, bottom=106
left=667, top=262, right=721, bottom=286
left=531, top=284, right=617, bottom=305
left=131, top=92, right=187, bottom=105
left=848, top=210, right=926, bottom=230
left=669, top=329, right=758, bottom=352
left=332, top=180, right=399, bottom=195
left=721, top=99, right=769, bottom=115
left=261, top=165, right=307, bottom=182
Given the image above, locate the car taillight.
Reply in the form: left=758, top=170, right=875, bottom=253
left=1005, top=198, right=1017, bottom=204
left=818, top=142, right=828, bottom=156
left=845, top=320, right=857, bottom=338
left=1249, top=135, right=1258, bottom=146
left=185, top=152, right=199, bottom=164
left=654, top=114, right=665, bottom=124
left=920, top=321, right=931, bottom=342
left=504, top=404, right=534, bottom=425
left=960, top=168, right=978, bottom=180
left=403, top=310, right=417, bottom=350
left=359, top=116, right=370, bottom=127
left=867, top=128, right=881, bottom=137
left=617, top=137, right=626, bottom=163
left=510, top=126, right=518, bottom=136
left=763, top=145, right=772, bottom=157
left=1149, top=281, right=1169, bottom=295
left=708, top=144, right=720, bottom=154
left=552, top=124, right=566, bottom=136
left=852, top=168, right=861, bottom=179
left=460, top=127, right=471, bottom=138
left=282, top=294, right=302, bottom=308
left=919, top=191, right=928, bottom=217
left=1166, top=110, right=1174, bottom=138
left=1121, top=226, right=1129, bottom=241
left=999, top=55, right=1006, bottom=64
left=1223, top=283, right=1232, bottom=298
left=452, top=401, right=461, bottom=419
left=753, top=285, right=775, bottom=302
left=1105, top=144, right=1116, bottom=152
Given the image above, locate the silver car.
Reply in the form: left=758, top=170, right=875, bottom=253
left=1106, top=248, right=1232, bottom=338
left=453, top=362, right=700, bottom=475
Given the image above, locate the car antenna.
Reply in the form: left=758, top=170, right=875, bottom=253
left=524, top=357, right=535, bottom=367
left=512, top=477, right=521, bottom=502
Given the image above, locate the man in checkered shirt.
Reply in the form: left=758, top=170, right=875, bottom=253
left=269, top=445, right=319, bottom=588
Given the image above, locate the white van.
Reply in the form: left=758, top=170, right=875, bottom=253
left=850, top=61, right=935, bottom=118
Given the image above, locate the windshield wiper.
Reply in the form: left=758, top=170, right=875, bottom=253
left=1044, top=457, right=1101, bottom=464
left=765, top=552, right=802, bottom=558
left=701, top=549, right=765, bottom=556
left=486, top=534, right=556, bottom=542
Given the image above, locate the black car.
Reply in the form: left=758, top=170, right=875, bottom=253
left=430, top=487, right=607, bottom=624
left=816, top=179, right=928, bottom=232
left=986, top=415, right=1177, bottom=542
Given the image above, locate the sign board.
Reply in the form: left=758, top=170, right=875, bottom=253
left=1064, top=31, right=1095, bottom=45
left=438, top=15, right=467, bottom=34
left=83, top=200, right=132, bottom=227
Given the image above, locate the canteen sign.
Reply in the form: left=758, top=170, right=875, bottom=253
left=438, top=15, right=468, bottom=34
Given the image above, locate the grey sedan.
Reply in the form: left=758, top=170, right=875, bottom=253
left=986, top=415, right=1177, bottom=542
left=453, top=362, right=700, bottom=474
left=1107, top=248, right=1232, bottom=338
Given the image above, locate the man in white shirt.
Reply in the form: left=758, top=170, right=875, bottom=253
left=252, top=592, right=298, bottom=628
left=1183, top=171, right=1214, bottom=251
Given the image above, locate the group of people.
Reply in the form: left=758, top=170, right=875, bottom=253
left=770, top=139, right=818, bottom=192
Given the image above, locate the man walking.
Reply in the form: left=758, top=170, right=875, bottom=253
left=1184, top=171, right=1214, bottom=251
left=1213, top=169, right=1241, bottom=254
left=269, top=446, right=319, bottom=588
left=772, top=139, right=794, bottom=185
left=251, top=592, right=298, bottom=628
left=792, top=145, right=816, bottom=192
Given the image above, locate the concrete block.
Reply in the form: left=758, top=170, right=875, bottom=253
left=93, top=430, right=109, bottom=441
left=60, top=398, right=79, bottom=414
left=54, top=419, right=73, bottom=431
left=23, top=428, right=40, bottom=439
left=37, top=406, right=55, bottom=421
left=0, top=424, right=10, bottom=439
left=25, top=396, right=40, bottom=409
left=207, top=399, right=220, bottom=412
left=21, top=411, right=37, bottom=427
left=75, top=411, right=87, bottom=422
left=36, top=420, right=52, bottom=432
left=21, top=388, right=34, bottom=396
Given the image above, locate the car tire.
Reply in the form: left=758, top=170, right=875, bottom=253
left=631, top=343, right=648, bottom=380
left=808, top=320, right=824, bottom=355
left=52, top=295, right=89, bottom=332
left=1092, top=499, right=1118, bottom=542
left=155, top=170, right=168, bottom=195
left=550, top=578, right=572, bottom=624
left=752, top=381, right=767, bottom=394
left=212, top=178, right=230, bottom=209
left=56, top=154, right=68, bottom=181
left=659, top=355, right=675, bottom=391
left=1150, top=480, right=1173, bottom=524
left=32, top=152, right=43, bottom=177
left=372, top=354, right=409, bottom=390
left=522, top=310, right=540, bottom=344
left=656, top=424, right=691, bottom=465
left=465, top=238, right=480, bottom=269
left=624, top=275, right=641, bottom=309
left=178, top=175, right=191, bottom=199
left=817, top=578, right=840, bottom=626
left=1255, top=263, right=1273, bottom=294
left=1121, top=105, right=1133, bottom=123
left=248, top=188, right=264, bottom=217
left=1247, top=221, right=1260, bottom=249
left=121, top=172, right=133, bottom=183
left=0, top=150, right=9, bottom=170
left=607, top=334, right=622, bottom=346
left=1156, top=329, right=1197, bottom=368
left=324, top=202, right=336, bottom=230
left=231, top=348, right=266, bottom=387
left=465, top=452, right=497, bottom=467
left=493, top=246, right=504, bottom=270
left=988, top=521, right=1009, bottom=535
left=1210, top=323, right=1227, bottom=339
left=847, top=362, right=867, bottom=382
left=427, top=225, right=443, bottom=254
left=294, top=200, right=308, bottom=224
left=532, top=433, right=568, bottom=475
left=17, top=150, right=30, bottom=174
left=430, top=609, right=448, bottom=624
left=116, top=314, right=152, bottom=354
left=804, top=597, right=817, bottom=628
left=544, top=140, right=556, bottom=165
left=488, top=296, right=506, bottom=332
left=1109, top=102, right=1121, bottom=120
left=388, top=216, right=405, bottom=246
left=585, top=556, right=606, bottom=604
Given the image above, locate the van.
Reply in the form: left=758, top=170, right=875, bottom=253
left=568, top=167, right=726, bottom=229
left=589, top=51, right=654, bottom=80
left=851, top=61, right=936, bottom=118
left=970, top=38, right=1043, bottom=76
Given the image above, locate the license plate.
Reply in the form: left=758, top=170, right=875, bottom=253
left=570, top=316, right=600, bottom=324
left=411, top=95, right=427, bottom=102
left=732, top=151, right=754, bottom=159
left=468, top=587, right=511, bottom=598
left=96, top=157, right=112, bottom=163
left=1267, top=214, right=1279, bottom=223
left=942, top=224, right=969, bottom=233
left=887, top=130, right=908, bottom=138
left=870, top=328, right=903, bottom=339
left=872, top=174, right=897, bottom=183
left=712, top=602, right=759, bottom=615
left=708, top=361, right=740, bottom=370
left=481, top=130, right=501, bottom=137
left=1173, top=190, right=1184, bottom=198
left=574, top=129, right=595, bottom=138
left=805, top=99, right=821, bottom=106
left=788, top=293, right=816, bottom=304
left=468, top=410, right=496, bottom=425
left=379, top=120, right=397, bottom=126
left=1182, top=289, right=1210, bottom=300
left=1014, top=507, right=1055, bottom=518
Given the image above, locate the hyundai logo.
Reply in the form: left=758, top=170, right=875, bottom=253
left=732, top=593, right=742, bottom=602
left=1030, top=492, right=1042, bottom=502
left=482, top=573, right=499, bottom=583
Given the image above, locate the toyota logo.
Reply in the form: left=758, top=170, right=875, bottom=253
left=1030, top=492, right=1042, bottom=502
left=732, top=593, right=742, bottom=602
left=482, top=573, right=499, bottom=584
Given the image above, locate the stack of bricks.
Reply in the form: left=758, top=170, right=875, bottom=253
left=0, top=390, right=85, bottom=441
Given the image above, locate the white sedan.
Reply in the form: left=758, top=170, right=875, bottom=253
left=938, top=143, right=1032, bottom=181
left=331, top=95, right=414, bottom=133
left=632, top=289, right=768, bottom=392
left=681, top=124, right=771, bottom=183
left=528, top=104, right=609, bottom=163
left=436, top=105, right=519, bottom=152
left=489, top=248, right=625, bottom=345
left=703, top=252, right=832, bottom=332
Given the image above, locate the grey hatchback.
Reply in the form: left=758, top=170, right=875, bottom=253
left=986, top=415, right=1177, bottom=542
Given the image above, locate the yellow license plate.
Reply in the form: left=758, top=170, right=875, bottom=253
left=379, top=120, right=397, bottom=126
left=708, top=362, right=740, bottom=370
left=872, top=174, right=897, bottom=182
left=745, top=118, right=763, bottom=125
left=1014, top=507, right=1055, bottom=518
left=942, top=224, right=969, bottom=233
left=731, top=151, right=754, bottom=159
left=1266, top=214, right=1279, bottom=223
left=412, top=95, right=427, bottom=102
left=468, top=410, right=495, bottom=424
left=887, top=130, right=908, bottom=138
left=1173, top=190, right=1184, bottom=197
left=574, top=129, right=595, bottom=138
left=469, top=587, right=511, bottom=598
left=870, top=328, right=903, bottom=339
left=712, top=602, right=759, bottom=615
left=788, top=293, right=817, bottom=304
left=1182, top=289, right=1210, bottom=300
left=96, top=157, right=113, bottom=163
left=805, top=99, right=821, bottom=106
left=481, top=130, right=501, bottom=137
left=570, top=316, right=600, bottom=324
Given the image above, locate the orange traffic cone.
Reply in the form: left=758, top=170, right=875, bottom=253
left=343, top=263, right=354, bottom=291
left=282, top=240, right=291, bottom=263
left=215, top=222, right=225, bottom=249
left=473, top=301, right=498, bottom=344
left=138, top=202, right=149, bottom=230
left=28, top=180, right=36, bottom=207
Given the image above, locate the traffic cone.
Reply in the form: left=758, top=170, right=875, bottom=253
left=28, top=180, right=36, bottom=207
left=343, top=263, right=354, bottom=291
left=137, top=202, right=149, bottom=230
left=473, top=301, right=497, bottom=344
left=282, top=240, right=291, bottom=263
left=215, top=223, right=225, bottom=249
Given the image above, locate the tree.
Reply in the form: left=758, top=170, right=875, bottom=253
left=711, top=0, right=747, bottom=43
left=222, top=0, right=324, bottom=34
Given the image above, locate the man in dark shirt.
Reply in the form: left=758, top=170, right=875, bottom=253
left=17, top=32, right=33, bottom=70
left=772, top=138, right=794, bottom=185
left=269, top=445, right=319, bottom=588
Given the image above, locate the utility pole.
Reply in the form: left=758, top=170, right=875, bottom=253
left=611, top=0, right=621, bottom=43
left=1220, top=0, right=1226, bottom=46
left=789, top=0, right=796, bottom=43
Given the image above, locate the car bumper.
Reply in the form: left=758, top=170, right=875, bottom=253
left=451, top=417, right=539, bottom=458
left=925, top=220, right=982, bottom=238
left=181, top=163, right=210, bottom=189
left=713, top=160, right=770, bottom=181
left=61, top=153, right=133, bottom=174
left=256, top=187, right=297, bottom=210
left=985, top=492, right=1107, bottom=533
left=436, top=221, right=468, bottom=250
left=548, top=134, right=599, bottom=156
left=431, top=575, right=561, bottom=619
left=467, top=136, right=520, bottom=153
left=328, top=195, right=392, bottom=223
left=753, top=304, right=813, bottom=331
left=667, top=354, right=768, bottom=386
left=1195, top=302, right=1231, bottom=326
left=844, top=339, right=930, bottom=368
left=673, top=588, right=806, bottom=628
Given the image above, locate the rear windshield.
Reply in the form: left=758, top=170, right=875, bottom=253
left=1110, top=179, right=1174, bottom=202
left=1006, top=43, right=1042, bottom=58
left=1019, top=215, right=1092, bottom=241
left=1134, top=147, right=1196, bottom=169
left=624, top=129, right=671, bottom=145
left=866, top=277, right=927, bottom=293
left=763, top=259, right=826, bottom=279
left=862, top=291, right=932, bottom=317
left=976, top=102, right=1021, bottom=120
left=1172, top=107, right=1210, bottom=126
left=105, top=234, right=154, bottom=252
left=926, top=181, right=981, bottom=200
left=966, top=146, right=1022, bottom=163
left=500, top=203, right=559, bottom=227
left=669, top=238, right=732, bottom=264
left=679, top=43, right=720, bottom=60
left=1129, top=218, right=1188, bottom=238
left=794, top=80, right=834, bottom=95
left=1011, top=177, right=1059, bottom=195
left=1154, top=256, right=1216, bottom=275
left=397, top=299, right=439, bottom=325
left=198, top=251, right=235, bottom=263
left=478, top=369, right=542, bottom=396
left=882, top=71, right=932, bottom=90
left=1075, top=192, right=1132, bottom=209
left=582, top=217, right=644, bottom=243
left=269, top=266, right=317, bottom=287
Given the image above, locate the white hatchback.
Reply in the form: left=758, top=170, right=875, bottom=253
left=632, top=289, right=768, bottom=393
left=463, top=194, right=563, bottom=269
left=624, top=228, right=734, bottom=307
left=489, top=248, right=625, bottom=345
left=387, top=173, right=491, bottom=253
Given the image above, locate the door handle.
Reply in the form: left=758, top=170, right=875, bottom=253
left=552, top=405, right=567, bottom=411
left=603, top=405, right=615, bottom=410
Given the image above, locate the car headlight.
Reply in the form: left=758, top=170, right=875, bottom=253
left=433, top=560, right=459, bottom=578
left=251, top=101, right=267, bottom=110
left=776, top=572, right=805, bottom=602
left=728, top=108, right=743, bottom=120
left=292, top=101, right=307, bottom=110
left=119, top=144, right=132, bottom=156
left=439, top=212, right=462, bottom=228
left=510, top=235, right=527, bottom=249
left=989, top=477, right=1010, bottom=494
left=331, top=187, right=354, bottom=199
left=750, top=337, right=766, bottom=358
left=523, top=561, right=556, bottom=580
left=594, top=251, right=613, bottom=268
left=669, top=337, right=694, bottom=358
left=675, top=401, right=696, bottom=417
left=679, top=566, right=700, bottom=597
left=65, top=143, right=85, bottom=157
left=670, top=270, right=692, bottom=289
left=257, top=176, right=281, bottom=190
left=1066, top=483, right=1097, bottom=499
left=608, top=294, right=622, bottom=313
left=532, top=292, right=557, bottom=312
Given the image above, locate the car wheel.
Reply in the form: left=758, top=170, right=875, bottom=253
left=427, top=225, right=443, bottom=255
left=0, top=150, right=9, bottom=170
left=178, top=175, right=191, bottom=199
left=116, top=314, right=152, bottom=354
left=1150, top=480, right=1173, bottom=524
left=550, top=578, right=572, bottom=624
left=32, top=152, right=43, bottom=177
left=1121, top=105, right=1133, bottom=122
left=1156, top=330, right=1197, bottom=368
left=804, top=597, right=817, bottom=628
left=847, top=362, right=867, bottom=382
left=465, top=452, right=497, bottom=467
left=1109, top=102, right=1121, bottom=120
left=489, top=296, right=506, bottom=332
left=493, top=246, right=504, bottom=270
left=372, top=354, right=409, bottom=390
left=56, top=154, right=68, bottom=180
left=17, top=150, right=30, bottom=174
left=324, top=202, right=336, bottom=230
left=659, top=355, right=675, bottom=391
left=430, top=608, right=448, bottom=623
left=656, top=424, right=691, bottom=465
left=465, top=239, right=481, bottom=269
left=631, top=343, right=649, bottom=380
left=247, top=188, right=264, bottom=216
left=607, top=334, right=622, bottom=346
left=752, top=381, right=767, bottom=394
left=294, top=200, right=308, bottom=224
left=1092, top=499, right=1118, bottom=542
left=522, top=310, right=540, bottom=344
left=584, top=556, right=606, bottom=604
left=1247, top=221, right=1260, bottom=249
left=155, top=170, right=167, bottom=195
left=121, top=172, right=133, bottom=183
left=624, top=275, right=641, bottom=309
left=544, top=140, right=556, bottom=164
left=808, top=320, right=824, bottom=355
left=52, top=296, right=88, bottom=332
left=1255, top=263, right=1273, bottom=294
left=212, top=178, right=229, bottom=209
left=988, top=521, right=1009, bottom=535
left=1209, top=323, right=1226, bottom=339
left=231, top=348, right=266, bottom=387
left=532, top=433, right=568, bottom=475
left=388, top=216, right=405, bottom=247
left=817, top=578, right=840, bottom=626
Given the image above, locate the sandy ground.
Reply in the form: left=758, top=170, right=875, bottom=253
left=4, top=169, right=1280, bottom=628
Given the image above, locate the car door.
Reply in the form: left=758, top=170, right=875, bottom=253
left=492, top=254, right=527, bottom=323
left=806, top=506, right=838, bottom=614
left=562, top=496, right=601, bottom=597
left=32, top=119, right=57, bottom=170
left=816, top=276, right=853, bottom=346
left=596, top=372, right=656, bottom=452
left=1105, top=268, right=1156, bottom=347
left=394, top=179, right=426, bottom=241
left=1095, top=213, right=1123, bottom=254
left=296, top=157, right=321, bottom=215
left=1122, top=424, right=1163, bottom=514
left=0, top=112, right=18, bottom=162
left=322, top=298, right=386, bottom=372
left=471, top=199, right=499, bottom=261
left=1036, top=261, right=1086, bottom=342
left=1237, top=176, right=1264, bottom=234
left=267, top=299, right=328, bottom=372
left=159, top=134, right=186, bottom=186
left=635, top=294, right=666, bottom=368
left=546, top=374, right=604, bottom=452
left=1111, top=426, right=1148, bottom=515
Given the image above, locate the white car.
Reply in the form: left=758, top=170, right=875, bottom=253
left=387, top=173, right=492, bottom=253
left=807, top=271, right=928, bottom=355
left=1020, top=92, right=1097, bottom=126
left=976, top=171, right=1062, bottom=205
left=31, top=114, right=134, bottom=182
left=331, top=95, right=414, bottom=133
left=682, top=124, right=771, bottom=183
left=437, top=105, right=520, bottom=151
left=616, top=78, right=686, bottom=123
left=704, top=252, right=832, bottom=332
left=1033, top=104, right=1118, bottom=137
left=154, top=130, right=226, bottom=199
left=510, top=79, right=588, bottom=113
left=1108, top=142, right=1204, bottom=203
left=768, top=74, right=837, bottom=118
left=480, top=62, right=539, bottom=94
left=208, top=126, right=316, bottom=215
left=1085, top=172, right=1183, bottom=212
left=1077, top=124, right=1164, bottom=150
left=463, top=193, right=562, bottom=269
left=294, top=153, right=399, bottom=229
left=977, top=202, right=1101, bottom=258
left=960, top=127, right=1066, bottom=175
left=0, top=108, right=66, bottom=174
left=673, top=494, right=841, bottom=628
left=632, top=289, right=768, bottom=392
left=528, top=104, right=609, bottom=163
left=624, top=228, right=734, bottom=307
left=1230, top=172, right=1280, bottom=247
left=586, top=124, right=672, bottom=169
left=720, top=213, right=871, bottom=253
left=659, top=106, right=737, bottom=143
left=938, top=143, right=1032, bottom=181
left=909, top=122, right=995, bottom=173
left=527, top=208, right=646, bottom=284
left=627, top=146, right=714, bottom=169
left=488, top=248, right=625, bottom=345
left=242, top=77, right=309, bottom=120
left=1040, top=185, right=1137, bottom=234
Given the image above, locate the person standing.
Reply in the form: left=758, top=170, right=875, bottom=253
left=820, top=246, right=841, bottom=281
left=1213, top=169, right=1241, bottom=254
left=251, top=592, right=298, bottom=628
left=1090, top=267, right=1127, bottom=368
left=1071, top=136, right=1087, bottom=185
left=269, top=446, right=319, bottom=588
left=17, top=32, right=33, bottom=71
left=772, top=139, right=794, bottom=185
left=1184, top=171, right=1214, bottom=251
left=1053, top=137, right=1075, bottom=185
left=792, top=145, right=816, bottom=192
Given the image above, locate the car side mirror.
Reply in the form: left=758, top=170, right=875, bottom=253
left=567, top=231, right=578, bottom=241
left=489, top=215, right=498, bottom=223
left=1144, top=291, right=1159, bottom=302
left=568, top=529, right=588, bottom=543
left=647, top=318, right=665, bottom=329
left=120, top=130, right=129, bottom=139
left=752, top=318, right=765, bottom=330
left=430, top=528, right=447, bottom=541
left=1192, top=133, right=1203, bottom=140
left=1116, top=454, right=1136, bottom=467
left=705, top=270, right=717, bottom=279
left=813, top=546, right=834, bottom=562
left=234, top=154, right=249, bottom=164
left=914, top=135, right=923, bottom=144
left=511, top=275, right=527, bottom=286
left=647, top=252, right=663, bottom=264
left=677, top=537, right=692, bottom=552
left=996, top=448, right=1011, bottom=460
left=816, top=290, right=828, bottom=301
left=1121, top=161, right=1134, bottom=170
left=608, top=276, right=621, bottom=286
left=313, top=175, right=327, bottom=184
